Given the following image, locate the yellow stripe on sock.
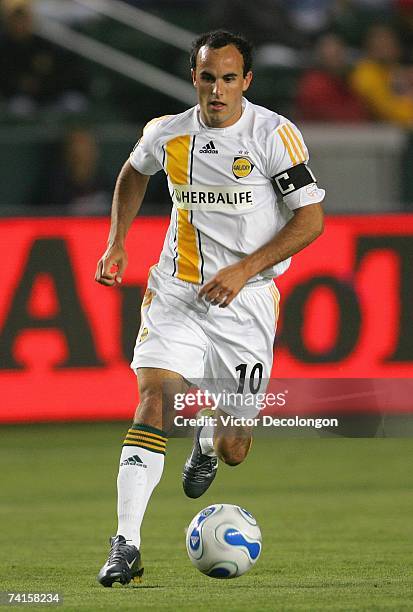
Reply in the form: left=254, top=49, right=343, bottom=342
left=128, top=429, right=167, bottom=443
left=126, top=430, right=166, bottom=442
left=123, top=440, right=166, bottom=453
left=124, top=435, right=166, bottom=450
left=125, top=435, right=166, bottom=447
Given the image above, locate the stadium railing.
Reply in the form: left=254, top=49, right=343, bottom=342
left=32, top=0, right=196, bottom=106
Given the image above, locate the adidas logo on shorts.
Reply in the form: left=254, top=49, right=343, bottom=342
left=199, top=141, right=218, bottom=154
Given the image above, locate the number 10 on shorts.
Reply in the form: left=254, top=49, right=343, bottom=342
left=235, top=362, right=263, bottom=394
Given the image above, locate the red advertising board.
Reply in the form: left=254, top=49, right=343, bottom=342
left=1, top=215, right=412, bottom=423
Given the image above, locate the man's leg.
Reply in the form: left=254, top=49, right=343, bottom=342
left=213, top=408, right=253, bottom=466
left=183, top=281, right=277, bottom=497
left=98, top=367, right=187, bottom=587
left=182, top=407, right=252, bottom=498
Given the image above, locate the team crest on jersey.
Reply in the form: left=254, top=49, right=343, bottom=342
left=232, top=157, right=254, bottom=179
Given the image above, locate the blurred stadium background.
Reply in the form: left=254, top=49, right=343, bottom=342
left=2, top=0, right=413, bottom=420
left=1, top=1, right=412, bottom=609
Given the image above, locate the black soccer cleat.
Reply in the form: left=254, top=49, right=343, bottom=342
left=182, top=410, right=218, bottom=498
left=97, top=535, right=144, bottom=587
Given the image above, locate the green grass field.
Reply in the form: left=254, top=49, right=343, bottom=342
left=0, top=423, right=412, bottom=611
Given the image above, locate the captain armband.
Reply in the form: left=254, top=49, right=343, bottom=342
left=272, top=164, right=317, bottom=197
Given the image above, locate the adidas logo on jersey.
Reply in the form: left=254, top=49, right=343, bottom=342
left=120, top=454, right=147, bottom=468
left=199, top=141, right=218, bottom=154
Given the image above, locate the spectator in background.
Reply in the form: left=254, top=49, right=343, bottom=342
left=295, top=33, right=370, bottom=122
left=208, top=0, right=305, bottom=49
left=350, top=0, right=393, bottom=10
left=395, top=0, right=413, bottom=61
left=350, top=24, right=413, bottom=127
left=0, top=0, right=89, bottom=116
left=285, top=0, right=335, bottom=39
left=32, top=127, right=111, bottom=214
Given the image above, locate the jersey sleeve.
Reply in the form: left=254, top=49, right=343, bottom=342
left=129, top=117, right=165, bottom=175
left=267, top=120, right=325, bottom=210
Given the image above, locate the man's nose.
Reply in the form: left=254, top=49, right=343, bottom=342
left=212, top=79, right=223, bottom=96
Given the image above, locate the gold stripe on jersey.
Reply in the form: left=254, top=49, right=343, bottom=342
left=284, top=124, right=305, bottom=164
left=166, top=135, right=190, bottom=184
left=176, top=209, right=201, bottom=283
left=285, top=124, right=306, bottom=163
left=278, top=126, right=298, bottom=165
left=277, top=124, right=306, bottom=166
left=166, top=135, right=201, bottom=284
left=269, top=284, right=280, bottom=324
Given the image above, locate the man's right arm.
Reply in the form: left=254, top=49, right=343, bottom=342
left=95, top=160, right=150, bottom=286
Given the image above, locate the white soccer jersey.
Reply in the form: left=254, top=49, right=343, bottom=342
left=130, top=98, right=325, bottom=285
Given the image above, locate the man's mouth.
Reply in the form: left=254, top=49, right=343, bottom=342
left=209, top=101, right=226, bottom=110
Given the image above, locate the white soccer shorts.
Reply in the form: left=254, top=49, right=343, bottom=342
left=131, top=266, right=280, bottom=417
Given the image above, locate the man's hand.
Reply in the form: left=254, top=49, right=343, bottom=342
left=199, top=262, right=249, bottom=308
left=95, top=244, right=128, bottom=286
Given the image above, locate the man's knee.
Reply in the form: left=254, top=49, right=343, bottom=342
left=137, top=384, right=162, bottom=411
left=133, top=383, right=167, bottom=429
left=215, top=436, right=251, bottom=466
left=134, top=368, right=187, bottom=429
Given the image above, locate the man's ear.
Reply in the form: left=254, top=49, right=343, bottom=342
left=243, top=71, right=253, bottom=92
left=191, top=68, right=197, bottom=87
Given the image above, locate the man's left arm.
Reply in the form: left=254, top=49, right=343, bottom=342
left=199, top=202, right=324, bottom=307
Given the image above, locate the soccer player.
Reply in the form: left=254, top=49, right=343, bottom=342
left=95, top=30, right=325, bottom=587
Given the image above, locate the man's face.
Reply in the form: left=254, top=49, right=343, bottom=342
left=192, top=44, right=252, bottom=128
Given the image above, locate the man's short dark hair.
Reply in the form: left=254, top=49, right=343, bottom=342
left=190, top=30, right=253, bottom=77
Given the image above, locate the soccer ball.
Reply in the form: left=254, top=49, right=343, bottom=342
left=186, top=503, right=262, bottom=578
